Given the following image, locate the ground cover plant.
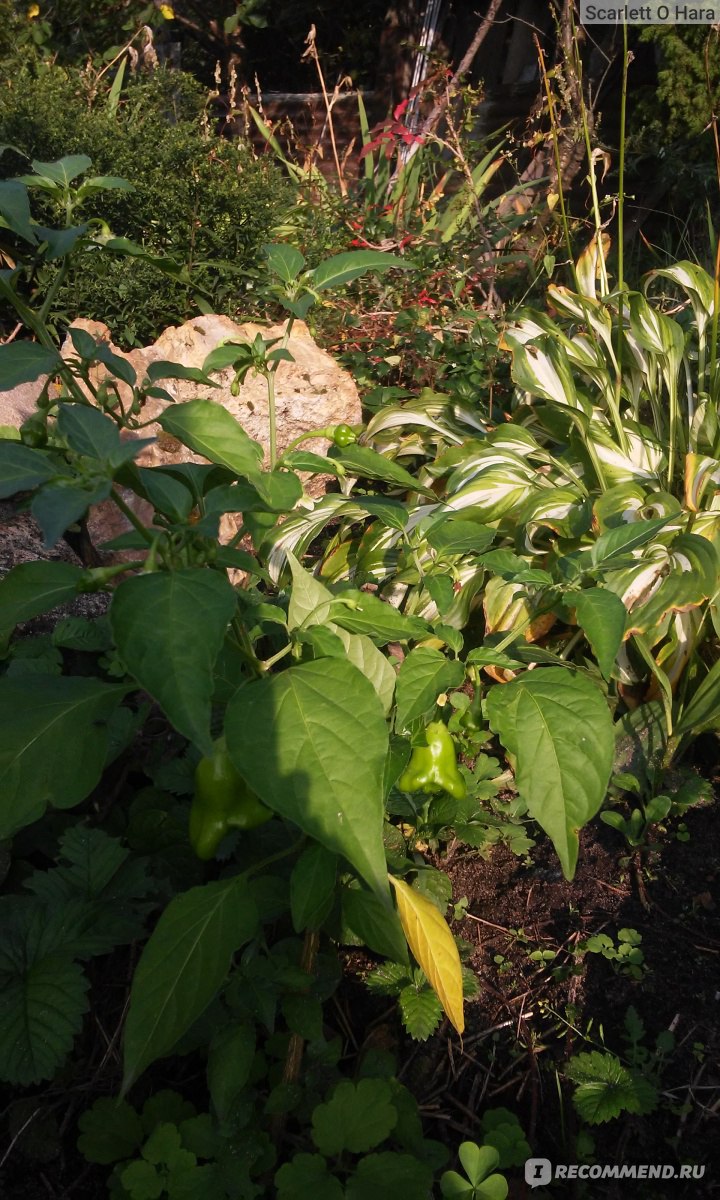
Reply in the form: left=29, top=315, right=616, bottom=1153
left=0, top=8, right=719, bottom=1200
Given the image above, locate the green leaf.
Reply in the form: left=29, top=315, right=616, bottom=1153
left=158, top=400, right=264, bottom=481
left=0, top=560, right=84, bottom=644
left=573, top=589, right=626, bottom=679
left=77, top=1098, right=144, bottom=1165
left=565, top=1051, right=658, bottom=1124
left=486, top=668, right=614, bottom=879
left=32, top=479, right=111, bottom=547
left=328, top=589, right=430, bottom=644
left=310, top=250, right=412, bottom=293
left=0, top=676, right=127, bottom=838
left=57, top=403, right=123, bottom=462
left=0, top=439, right=58, bottom=493
left=265, top=242, right=306, bottom=283
left=335, top=629, right=397, bottom=717
left=207, top=1022, right=256, bottom=1122
left=226, top=658, right=390, bottom=901
left=31, top=155, right=92, bottom=186
left=0, top=955, right=89, bottom=1085
left=134, top=467, right=194, bottom=522
left=331, top=443, right=433, bottom=495
left=275, top=1154, right=344, bottom=1200
left=426, top=518, right=495, bottom=557
left=395, top=647, right=464, bottom=731
left=122, top=877, right=258, bottom=1093
left=341, top=887, right=408, bottom=963
left=591, top=516, right=672, bottom=568
left=0, top=179, right=37, bottom=243
left=110, top=569, right=237, bottom=754
left=398, top=985, right=442, bottom=1041
left=287, top=552, right=334, bottom=630
left=312, top=1079, right=397, bottom=1155
left=676, top=657, right=720, bottom=736
left=459, top=1143, right=501, bottom=1189
left=290, top=845, right=338, bottom=932
left=346, top=1152, right=433, bottom=1200
left=145, top=360, right=216, bottom=386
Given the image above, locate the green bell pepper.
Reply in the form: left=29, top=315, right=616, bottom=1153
left=397, top=720, right=467, bottom=800
left=189, top=737, right=272, bottom=860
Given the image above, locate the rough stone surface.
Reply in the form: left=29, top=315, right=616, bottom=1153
left=1, top=317, right=358, bottom=555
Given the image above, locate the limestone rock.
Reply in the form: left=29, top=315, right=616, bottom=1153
left=1, top=316, right=359, bottom=557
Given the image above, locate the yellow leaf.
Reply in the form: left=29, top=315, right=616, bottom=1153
left=158, top=3, right=175, bottom=17
left=27, top=3, right=40, bottom=17
left=547, top=192, right=559, bottom=211
left=389, top=875, right=464, bottom=1035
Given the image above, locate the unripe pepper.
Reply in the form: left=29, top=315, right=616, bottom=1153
left=397, top=720, right=467, bottom=800
left=331, top=423, right=357, bottom=448
left=189, top=737, right=271, bottom=860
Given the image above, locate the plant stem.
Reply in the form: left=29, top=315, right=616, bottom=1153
left=110, top=489, right=154, bottom=543
left=266, top=369, right=277, bottom=469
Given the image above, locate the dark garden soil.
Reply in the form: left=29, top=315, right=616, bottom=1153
left=341, top=773, right=720, bottom=1199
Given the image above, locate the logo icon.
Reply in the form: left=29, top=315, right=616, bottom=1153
left=525, top=1158, right=552, bottom=1187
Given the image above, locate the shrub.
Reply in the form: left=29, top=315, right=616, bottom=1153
left=0, top=61, right=291, bottom=343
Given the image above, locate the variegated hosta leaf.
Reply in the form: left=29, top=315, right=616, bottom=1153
left=364, top=394, right=489, bottom=457
left=648, top=609, right=704, bottom=697
left=574, top=232, right=611, bottom=300
left=483, top=574, right=556, bottom=643
left=265, top=496, right=372, bottom=581
left=505, top=334, right=584, bottom=410
left=549, top=282, right=615, bottom=345
left=514, top=488, right=588, bottom=554
left=684, top=453, right=720, bottom=512
left=593, top=483, right=681, bottom=532
left=588, top=419, right=665, bottom=486
left=605, top=533, right=719, bottom=641
left=445, top=463, right=539, bottom=522
left=644, top=261, right=715, bottom=340
left=627, top=293, right=685, bottom=383
left=689, top=508, right=720, bottom=553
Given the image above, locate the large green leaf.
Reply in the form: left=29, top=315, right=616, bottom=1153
left=335, top=628, right=397, bottom=717
left=31, top=155, right=92, bottom=186
left=486, top=668, right=614, bottom=879
left=0, top=342, right=61, bottom=391
left=56, top=403, right=124, bottom=463
left=309, top=250, right=411, bottom=293
left=573, top=588, right=627, bottom=679
left=0, top=441, right=59, bottom=494
left=110, top=569, right=237, bottom=755
left=31, top=479, right=112, bottom=547
left=265, top=242, right=306, bottom=283
left=0, top=676, right=127, bottom=838
left=122, top=877, right=258, bottom=1093
left=0, top=560, right=85, bottom=645
left=225, top=658, right=390, bottom=901
left=395, top=647, right=464, bottom=732
left=0, top=179, right=37, bottom=244
left=0, top=954, right=89, bottom=1085
left=158, top=400, right=264, bottom=481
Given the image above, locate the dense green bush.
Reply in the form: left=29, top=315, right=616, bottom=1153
left=0, top=61, right=290, bottom=343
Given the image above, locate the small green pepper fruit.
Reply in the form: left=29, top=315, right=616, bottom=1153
left=190, top=737, right=272, bottom=860
left=397, top=720, right=467, bottom=800
left=331, top=423, right=357, bottom=448
left=19, top=414, right=48, bottom=448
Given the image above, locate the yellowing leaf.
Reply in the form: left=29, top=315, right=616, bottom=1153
left=547, top=191, right=559, bottom=211
left=158, top=3, right=175, bottom=17
left=27, top=3, right=40, bottom=16
left=388, top=875, right=464, bottom=1035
